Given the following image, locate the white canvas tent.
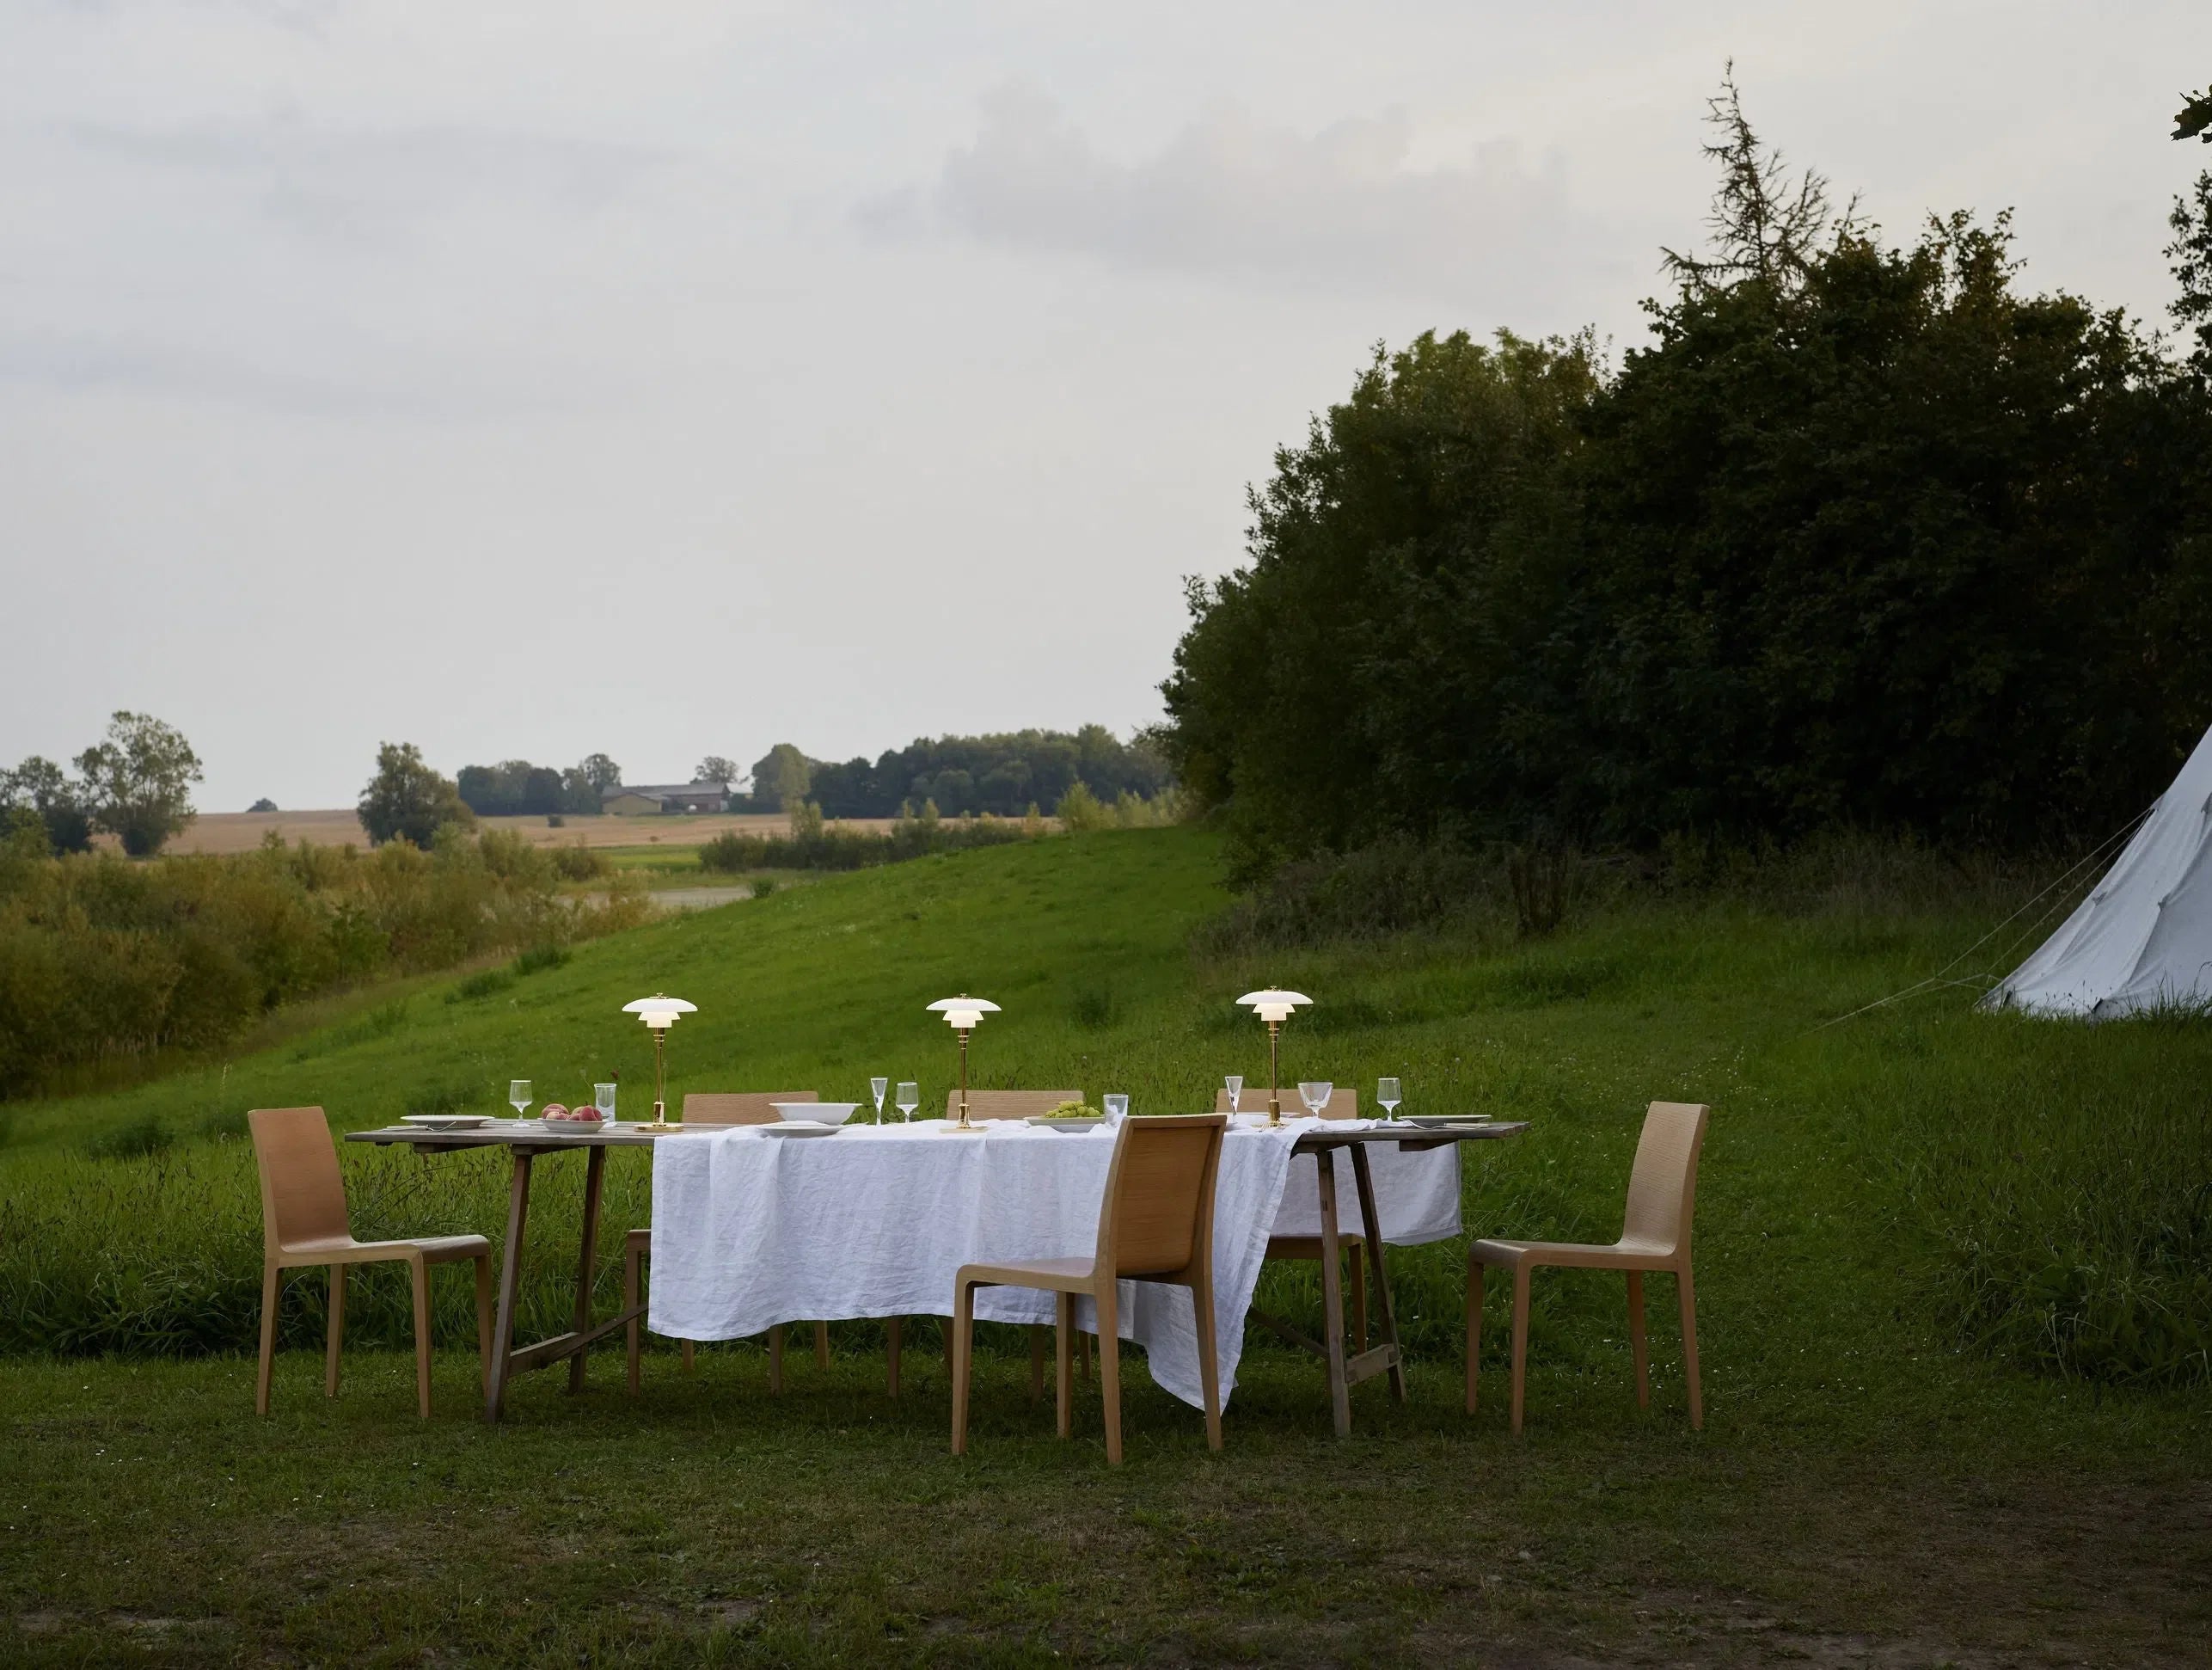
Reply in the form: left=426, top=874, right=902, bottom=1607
left=1983, top=724, right=2212, bottom=1018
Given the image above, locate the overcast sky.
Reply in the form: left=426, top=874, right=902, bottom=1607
left=3, top=1, right=2206, bottom=811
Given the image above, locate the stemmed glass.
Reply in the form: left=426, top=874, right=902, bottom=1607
left=1223, top=1074, right=1243, bottom=1116
left=509, top=1079, right=533, bottom=1120
left=1377, top=1077, right=1402, bottom=1120
left=1297, top=1081, right=1333, bottom=1119
left=870, top=1077, right=889, bottom=1123
left=895, top=1080, right=919, bottom=1123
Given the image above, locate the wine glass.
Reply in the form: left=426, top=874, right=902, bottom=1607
left=594, top=1083, right=618, bottom=1120
left=509, top=1079, right=533, bottom=1120
left=1377, top=1077, right=1402, bottom=1120
left=1103, top=1093, right=1129, bottom=1127
left=895, top=1080, right=919, bottom=1123
left=870, top=1077, right=889, bottom=1123
left=1223, top=1074, right=1243, bottom=1116
left=1297, top=1081, right=1333, bottom=1119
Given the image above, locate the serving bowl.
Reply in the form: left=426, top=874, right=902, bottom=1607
left=776, top=1102, right=861, bottom=1125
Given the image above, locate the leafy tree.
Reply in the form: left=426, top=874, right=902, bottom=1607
left=749, top=744, right=814, bottom=812
left=73, top=711, right=202, bottom=856
left=248, top=797, right=279, bottom=814
left=560, top=752, right=622, bottom=814
left=2176, top=87, right=2211, bottom=143
left=0, top=757, right=94, bottom=854
left=358, top=742, right=475, bottom=848
left=695, top=755, right=740, bottom=787
left=2172, top=172, right=2212, bottom=371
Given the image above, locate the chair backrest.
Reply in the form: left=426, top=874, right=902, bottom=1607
left=1095, top=1114, right=1228, bottom=1278
left=1618, top=1101, right=1710, bottom=1256
left=941, top=1089, right=1081, bottom=1121
left=248, top=1106, right=352, bottom=1254
left=1214, top=1084, right=1358, bottom=1119
left=683, top=1091, right=817, bottom=1126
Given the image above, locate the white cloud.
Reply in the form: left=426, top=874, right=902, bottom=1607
left=874, top=85, right=1639, bottom=310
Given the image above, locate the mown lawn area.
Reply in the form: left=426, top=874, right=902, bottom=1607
left=3, top=827, right=2208, bottom=1665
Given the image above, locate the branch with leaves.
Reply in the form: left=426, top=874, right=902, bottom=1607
left=2178, top=88, right=2211, bottom=143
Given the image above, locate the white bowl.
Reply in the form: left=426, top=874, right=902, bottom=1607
left=776, top=1102, right=860, bottom=1125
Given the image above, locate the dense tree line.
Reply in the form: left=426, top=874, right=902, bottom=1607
left=0, top=712, right=203, bottom=857
left=455, top=752, right=622, bottom=818
left=1164, top=85, right=2212, bottom=878
left=750, top=726, right=1171, bottom=819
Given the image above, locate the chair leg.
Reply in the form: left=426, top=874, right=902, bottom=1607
left=624, top=1245, right=643, bottom=1396
left=683, top=1339, right=696, bottom=1376
left=950, top=1281, right=977, bottom=1456
left=325, top=1264, right=346, bottom=1398
left=256, top=1262, right=281, bottom=1416
left=1192, top=1273, right=1222, bottom=1453
left=1465, top=1257, right=1484, bottom=1416
left=815, top=1320, right=830, bottom=1370
left=1677, top=1264, right=1703, bottom=1430
left=1078, top=1329, right=1090, bottom=1381
left=1030, top=1323, right=1046, bottom=1403
left=887, top=1317, right=903, bottom=1398
left=1096, top=1284, right=1123, bottom=1464
left=1350, top=1243, right=1368, bottom=1356
left=1509, top=1263, right=1533, bottom=1437
left=1055, top=1294, right=1074, bottom=1439
left=766, top=1327, right=781, bottom=1392
left=1627, top=1270, right=1650, bottom=1409
left=409, top=1256, right=433, bottom=1420
left=474, top=1255, right=493, bottom=1401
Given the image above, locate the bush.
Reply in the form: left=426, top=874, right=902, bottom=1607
left=0, top=837, right=647, bottom=1096
left=699, top=808, right=1035, bottom=875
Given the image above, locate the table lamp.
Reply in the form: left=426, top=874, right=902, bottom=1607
left=622, top=994, right=697, bottom=1131
left=1235, top=987, right=1311, bottom=1127
left=927, top=995, right=1000, bottom=1131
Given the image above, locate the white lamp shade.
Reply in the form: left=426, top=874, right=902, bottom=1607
left=623, top=996, right=697, bottom=1029
left=928, top=996, right=999, bottom=1030
left=1237, top=987, right=1311, bottom=1025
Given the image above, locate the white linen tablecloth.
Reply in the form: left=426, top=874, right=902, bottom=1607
left=647, top=1118, right=1461, bottom=1409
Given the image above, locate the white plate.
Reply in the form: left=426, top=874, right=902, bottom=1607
left=1026, top=1116, right=1106, bottom=1132
left=775, top=1102, right=860, bottom=1125
left=401, top=1114, right=492, bottom=1130
left=535, top=1118, right=606, bottom=1133
left=760, top=1122, right=838, bottom=1138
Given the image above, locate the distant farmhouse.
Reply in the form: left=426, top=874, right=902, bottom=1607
left=603, top=781, right=731, bottom=816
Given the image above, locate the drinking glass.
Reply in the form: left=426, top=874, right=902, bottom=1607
left=895, top=1080, right=920, bottom=1123
left=870, top=1077, right=889, bottom=1123
left=1377, top=1077, right=1402, bottom=1119
left=1102, top=1093, right=1129, bottom=1127
left=509, top=1079, right=533, bottom=1119
left=1297, top=1081, right=1333, bottom=1118
left=594, top=1083, right=617, bottom=1120
left=1223, top=1074, right=1243, bottom=1115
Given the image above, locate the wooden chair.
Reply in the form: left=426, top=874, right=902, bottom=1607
left=248, top=1106, right=491, bottom=1418
left=897, top=1089, right=1085, bottom=1398
left=1216, top=1086, right=1369, bottom=1352
left=951, top=1113, right=1228, bottom=1463
left=1467, top=1100, right=1709, bottom=1434
left=624, top=1091, right=827, bottom=1391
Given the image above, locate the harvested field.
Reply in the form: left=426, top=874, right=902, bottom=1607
left=158, top=809, right=899, bottom=855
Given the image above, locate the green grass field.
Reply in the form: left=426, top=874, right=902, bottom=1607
left=3, top=827, right=2208, bottom=1665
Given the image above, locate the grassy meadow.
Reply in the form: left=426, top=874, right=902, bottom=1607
left=3, top=826, right=2209, bottom=1665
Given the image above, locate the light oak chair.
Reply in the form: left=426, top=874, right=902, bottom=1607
left=1467, top=1100, right=1709, bottom=1434
left=896, top=1089, right=1085, bottom=1398
left=248, top=1106, right=491, bottom=1418
left=951, top=1113, right=1228, bottom=1463
left=1216, top=1085, right=1369, bottom=1352
left=624, top=1090, right=826, bottom=1391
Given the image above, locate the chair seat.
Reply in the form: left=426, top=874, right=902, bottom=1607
left=279, top=1233, right=489, bottom=1267
left=1265, top=1232, right=1364, bottom=1258
left=958, top=1255, right=1098, bottom=1292
left=1470, top=1237, right=1677, bottom=1271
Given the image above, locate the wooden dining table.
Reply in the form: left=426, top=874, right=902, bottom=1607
left=347, top=1116, right=1526, bottom=1428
